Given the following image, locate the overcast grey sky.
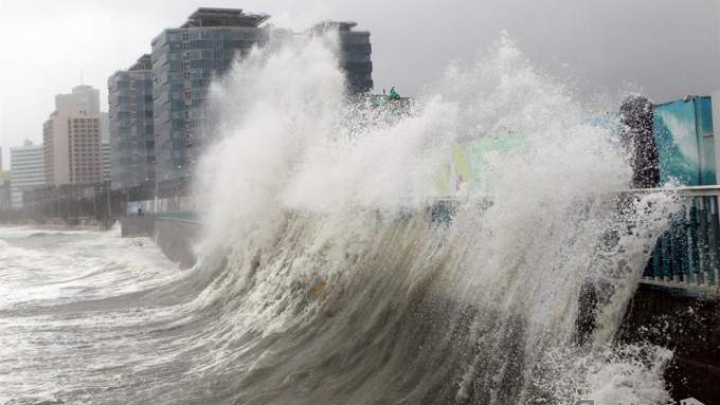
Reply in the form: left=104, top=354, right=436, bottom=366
left=1, top=0, right=719, bottom=166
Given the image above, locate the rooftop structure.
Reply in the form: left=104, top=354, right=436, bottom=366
left=309, top=20, right=359, bottom=35
left=129, top=54, right=152, bottom=71
left=55, top=85, right=100, bottom=113
left=181, top=8, right=270, bottom=28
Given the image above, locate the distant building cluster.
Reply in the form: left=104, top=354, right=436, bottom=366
left=4, top=85, right=110, bottom=209
left=3, top=7, right=374, bottom=209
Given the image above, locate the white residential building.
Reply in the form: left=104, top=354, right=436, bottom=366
left=10, top=141, right=45, bottom=208
left=44, top=110, right=103, bottom=185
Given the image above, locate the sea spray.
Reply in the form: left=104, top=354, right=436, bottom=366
left=189, top=32, right=680, bottom=404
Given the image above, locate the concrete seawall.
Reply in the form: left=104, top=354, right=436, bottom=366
left=119, top=217, right=202, bottom=268
left=118, top=216, right=719, bottom=402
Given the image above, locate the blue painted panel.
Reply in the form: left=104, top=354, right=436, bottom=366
left=652, top=97, right=716, bottom=186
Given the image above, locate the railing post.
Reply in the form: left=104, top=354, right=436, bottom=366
left=661, top=233, right=672, bottom=282
left=679, top=205, right=690, bottom=281
left=651, top=241, right=662, bottom=280
left=669, top=219, right=680, bottom=281
left=688, top=201, right=700, bottom=284
left=697, top=196, right=710, bottom=286
left=713, top=195, right=720, bottom=289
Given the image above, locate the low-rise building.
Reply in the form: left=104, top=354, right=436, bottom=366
left=10, top=141, right=45, bottom=208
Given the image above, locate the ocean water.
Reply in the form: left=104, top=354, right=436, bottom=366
left=0, top=35, right=678, bottom=404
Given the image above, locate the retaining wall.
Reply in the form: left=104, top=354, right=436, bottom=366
left=118, top=215, right=719, bottom=401
left=119, top=216, right=202, bottom=268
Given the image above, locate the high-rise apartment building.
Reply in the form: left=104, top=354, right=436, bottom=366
left=10, top=141, right=45, bottom=208
left=66, top=113, right=103, bottom=185
left=151, top=8, right=270, bottom=180
left=44, top=85, right=104, bottom=186
left=310, top=21, right=374, bottom=94
left=108, top=55, right=155, bottom=189
left=44, top=110, right=103, bottom=185
left=56, top=85, right=101, bottom=114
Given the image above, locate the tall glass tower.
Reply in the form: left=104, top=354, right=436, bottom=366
left=151, top=8, right=270, bottom=182
left=108, top=55, right=155, bottom=189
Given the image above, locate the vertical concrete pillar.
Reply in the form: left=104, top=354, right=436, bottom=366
left=620, top=96, right=660, bottom=189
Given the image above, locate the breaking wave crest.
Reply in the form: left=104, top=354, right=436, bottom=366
left=190, top=35, right=678, bottom=404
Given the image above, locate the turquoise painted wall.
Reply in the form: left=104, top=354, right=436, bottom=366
left=653, top=97, right=716, bottom=186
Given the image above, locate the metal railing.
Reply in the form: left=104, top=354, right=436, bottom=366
left=428, top=188, right=720, bottom=296
left=632, top=186, right=720, bottom=295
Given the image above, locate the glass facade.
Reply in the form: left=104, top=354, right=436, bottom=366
left=108, top=55, right=156, bottom=189
left=339, top=31, right=373, bottom=94
left=151, top=20, right=269, bottom=181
